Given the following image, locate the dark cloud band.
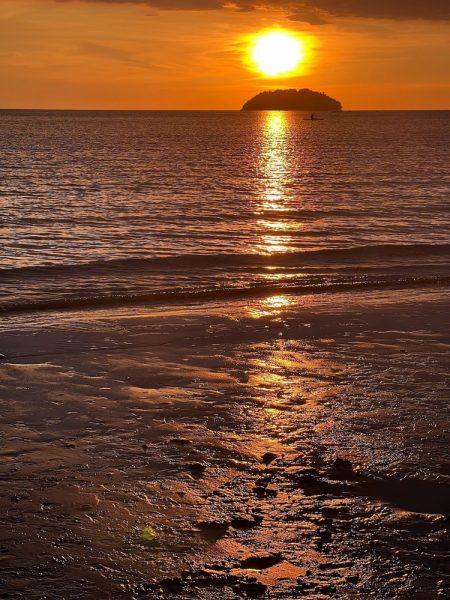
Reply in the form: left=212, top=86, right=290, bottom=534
left=60, top=1, right=450, bottom=22
left=305, top=0, right=450, bottom=21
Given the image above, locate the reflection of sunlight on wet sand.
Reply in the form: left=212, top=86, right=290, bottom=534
left=248, top=294, right=295, bottom=318
left=244, top=339, right=345, bottom=428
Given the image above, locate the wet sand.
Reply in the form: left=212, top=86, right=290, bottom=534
left=0, top=288, right=449, bottom=599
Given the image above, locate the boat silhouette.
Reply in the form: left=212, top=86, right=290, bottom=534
left=304, top=113, right=323, bottom=121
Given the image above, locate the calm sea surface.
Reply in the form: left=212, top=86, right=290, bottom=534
left=1, top=110, right=449, bottom=311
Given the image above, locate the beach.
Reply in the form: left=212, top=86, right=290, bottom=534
left=1, top=286, right=449, bottom=598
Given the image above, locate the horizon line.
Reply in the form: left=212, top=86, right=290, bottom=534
left=1, top=107, right=449, bottom=112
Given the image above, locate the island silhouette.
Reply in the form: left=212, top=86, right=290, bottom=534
left=242, top=88, right=342, bottom=111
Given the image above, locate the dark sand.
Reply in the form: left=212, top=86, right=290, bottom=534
left=0, top=287, right=449, bottom=599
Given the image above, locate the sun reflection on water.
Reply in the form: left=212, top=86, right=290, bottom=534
left=256, top=112, right=298, bottom=256
left=259, top=112, right=289, bottom=214
left=258, top=220, right=300, bottom=231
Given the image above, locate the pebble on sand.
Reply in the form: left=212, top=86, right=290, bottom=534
left=185, top=462, right=207, bottom=476
left=261, top=451, right=278, bottom=465
left=240, top=552, right=283, bottom=569
left=332, top=457, right=353, bottom=471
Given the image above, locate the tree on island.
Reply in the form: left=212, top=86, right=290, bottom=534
left=242, top=88, right=342, bottom=111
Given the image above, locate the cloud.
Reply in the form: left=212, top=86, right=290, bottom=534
left=58, top=1, right=450, bottom=22
left=65, top=0, right=229, bottom=8
left=79, top=43, right=141, bottom=63
left=302, top=1, right=450, bottom=22
left=288, top=7, right=329, bottom=25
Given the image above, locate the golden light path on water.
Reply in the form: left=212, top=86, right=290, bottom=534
left=249, top=112, right=334, bottom=425
left=256, top=111, right=293, bottom=255
left=252, top=111, right=304, bottom=318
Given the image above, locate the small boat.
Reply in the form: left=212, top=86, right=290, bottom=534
left=304, top=113, right=323, bottom=121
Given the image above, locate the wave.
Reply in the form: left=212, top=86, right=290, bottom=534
left=2, top=243, right=450, bottom=278
left=1, top=274, right=449, bottom=314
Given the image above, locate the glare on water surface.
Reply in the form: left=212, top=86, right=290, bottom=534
left=256, top=112, right=299, bottom=257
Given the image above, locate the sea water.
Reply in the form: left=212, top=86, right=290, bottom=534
left=1, top=110, right=449, bottom=311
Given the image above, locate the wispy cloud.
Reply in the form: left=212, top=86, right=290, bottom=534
left=79, top=42, right=142, bottom=64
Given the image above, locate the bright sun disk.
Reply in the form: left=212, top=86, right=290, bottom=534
left=251, top=31, right=305, bottom=77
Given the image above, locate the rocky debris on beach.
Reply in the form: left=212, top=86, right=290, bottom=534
left=332, top=457, right=353, bottom=471
left=196, top=519, right=230, bottom=539
left=165, top=443, right=448, bottom=597
left=286, top=466, right=321, bottom=485
left=260, top=451, right=278, bottom=465
left=147, top=567, right=268, bottom=597
left=234, top=579, right=267, bottom=597
left=170, top=437, right=192, bottom=446
left=253, top=484, right=277, bottom=498
left=138, top=450, right=378, bottom=597
left=230, top=513, right=263, bottom=529
left=184, top=461, right=207, bottom=477
left=240, top=552, right=283, bottom=570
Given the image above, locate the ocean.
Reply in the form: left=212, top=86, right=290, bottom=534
left=1, top=109, right=449, bottom=312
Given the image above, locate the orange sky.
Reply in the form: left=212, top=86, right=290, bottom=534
left=1, top=0, right=449, bottom=109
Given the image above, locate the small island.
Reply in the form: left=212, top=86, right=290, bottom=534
left=241, top=88, right=342, bottom=111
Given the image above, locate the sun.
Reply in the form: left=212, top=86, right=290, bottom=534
left=250, top=30, right=306, bottom=77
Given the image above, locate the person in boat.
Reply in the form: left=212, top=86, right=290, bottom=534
left=310, top=113, right=315, bottom=120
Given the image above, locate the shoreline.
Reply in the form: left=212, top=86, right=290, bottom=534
left=2, top=273, right=450, bottom=315
left=1, top=287, right=449, bottom=598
